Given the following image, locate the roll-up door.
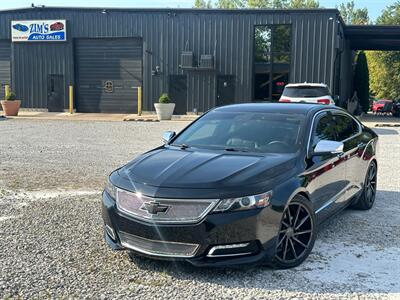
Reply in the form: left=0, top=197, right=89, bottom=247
left=75, top=38, right=142, bottom=113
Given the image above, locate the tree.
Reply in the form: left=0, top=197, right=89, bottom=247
left=353, top=51, right=370, bottom=112
left=289, top=0, right=319, bottom=9
left=193, top=0, right=212, bottom=8
left=193, top=0, right=319, bottom=9
left=215, top=0, right=246, bottom=8
left=247, top=0, right=288, bottom=8
left=366, top=2, right=400, bottom=100
left=338, top=1, right=369, bottom=25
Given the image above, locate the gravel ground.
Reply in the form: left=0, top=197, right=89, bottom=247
left=0, top=119, right=399, bottom=299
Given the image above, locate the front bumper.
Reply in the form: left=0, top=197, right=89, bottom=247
left=102, top=191, right=282, bottom=267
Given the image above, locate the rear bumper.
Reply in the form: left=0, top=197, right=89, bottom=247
left=102, top=191, right=282, bottom=267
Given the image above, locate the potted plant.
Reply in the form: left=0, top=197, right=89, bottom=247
left=154, top=93, right=175, bottom=120
left=1, top=91, right=21, bottom=116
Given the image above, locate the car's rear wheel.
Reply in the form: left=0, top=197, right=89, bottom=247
left=272, top=195, right=316, bottom=269
left=351, top=161, right=377, bottom=210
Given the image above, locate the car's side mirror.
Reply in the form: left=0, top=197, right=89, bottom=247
left=313, top=140, right=344, bottom=156
left=162, top=131, right=176, bottom=144
left=333, top=95, right=340, bottom=106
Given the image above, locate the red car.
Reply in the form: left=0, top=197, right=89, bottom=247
left=372, top=99, right=392, bottom=113
left=50, top=22, right=64, bottom=31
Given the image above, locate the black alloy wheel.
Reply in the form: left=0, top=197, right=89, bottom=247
left=273, top=195, right=316, bottom=268
left=352, top=161, right=377, bottom=210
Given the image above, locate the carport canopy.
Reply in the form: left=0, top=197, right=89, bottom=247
left=345, top=25, right=400, bottom=50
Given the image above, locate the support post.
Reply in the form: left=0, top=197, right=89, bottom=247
left=137, top=86, right=142, bottom=116
left=69, top=85, right=74, bottom=114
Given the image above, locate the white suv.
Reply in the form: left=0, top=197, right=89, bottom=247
left=279, top=83, right=335, bottom=105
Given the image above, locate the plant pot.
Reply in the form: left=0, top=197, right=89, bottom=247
left=154, top=103, right=175, bottom=120
left=1, top=100, right=21, bottom=116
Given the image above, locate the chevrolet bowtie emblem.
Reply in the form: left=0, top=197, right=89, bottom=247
left=140, top=201, right=170, bottom=215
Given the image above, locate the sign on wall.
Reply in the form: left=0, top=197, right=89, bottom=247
left=11, top=20, right=67, bottom=42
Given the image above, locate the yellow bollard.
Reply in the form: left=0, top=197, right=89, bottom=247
left=137, top=86, right=142, bottom=116
left=69, top=85, right=74, bottom=114
left=4, top=84, right=10, bottom=99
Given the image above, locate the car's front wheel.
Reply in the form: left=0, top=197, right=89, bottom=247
left=272, top=195, right=316, bottom=269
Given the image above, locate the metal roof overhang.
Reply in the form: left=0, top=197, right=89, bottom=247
left=345, top=25, right=400, bottom=51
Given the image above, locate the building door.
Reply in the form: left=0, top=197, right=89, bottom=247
left=0, top=40, right=11, bottom=101
left=75, top=38, right=142, bottom=113
left=47, top=74, right=64, bottom=112
left=169, top=75, right=187, bottom=115
left=217, top=75, right=235, bottom=106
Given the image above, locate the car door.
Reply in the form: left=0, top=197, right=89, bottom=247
left=305, top=112, right=347, bottom=222
left=331, top=113, right=364, bottom=203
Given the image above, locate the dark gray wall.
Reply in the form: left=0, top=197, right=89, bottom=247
left=0, top=7, right=340, bottom=111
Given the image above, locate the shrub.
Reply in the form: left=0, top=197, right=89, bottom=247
left=6, top=92, right=17, bottom=101
left=354, top=51, right=370, bottom=113
left=159, top=93, right=170, bottom=104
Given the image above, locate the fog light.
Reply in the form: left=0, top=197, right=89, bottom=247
left=105, top=224, right=116, bottom=241
left=207, top=242, right=258, bottom=258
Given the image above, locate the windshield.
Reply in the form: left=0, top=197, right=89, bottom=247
left=282, top=86, right=330, bottom=98
left=171, top=111, right=305, bottom=154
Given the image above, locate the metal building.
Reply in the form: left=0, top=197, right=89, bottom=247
left=0, top=7, right=353, bottom=113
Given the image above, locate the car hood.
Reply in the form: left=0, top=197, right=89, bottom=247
left=118, top=147, right=298, bottom=190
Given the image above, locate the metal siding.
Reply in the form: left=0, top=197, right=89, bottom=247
left=0, top=40, right=11, bottom=100
left=0, top=8, right=338, bottom=111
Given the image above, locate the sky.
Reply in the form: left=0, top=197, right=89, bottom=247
left=1, top=0, right=396, bottom=22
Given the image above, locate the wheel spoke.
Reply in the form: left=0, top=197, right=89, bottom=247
left=295, top=214, right=310, bottom=230
left=292, top=236, right=308, bottom=248
left=293, top=229, right=312, bottom=236
left=286, top=206, right=293, bottom=226
left=277, top=234, right=286, bottom=248
left=293, top=205, right=301, bottom=228
left=369, top=167, right=376, bottom=181
left=281, top=220, right=290, bottom=228
left=283, top=236, right=289, bottom=260
left=288, top=238, right=298, bottom=259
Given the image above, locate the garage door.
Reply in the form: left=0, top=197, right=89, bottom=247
left=75, top=38, right=142, bottom=113
left=0, top=41, right=11, bottom=101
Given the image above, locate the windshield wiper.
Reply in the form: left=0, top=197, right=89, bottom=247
left=172, top=143, right=190, bottom=149
left=224, top=147, right=249, bottom=153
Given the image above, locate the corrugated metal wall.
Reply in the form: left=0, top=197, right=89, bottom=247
left=0, top=40, right=11, bottom=101
left=0, top=8, right=340, bottom=111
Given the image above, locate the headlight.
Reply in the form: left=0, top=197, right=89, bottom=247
left=104, top=177, right=117, bottom=200
left=212, top=191, right=272, bottom=213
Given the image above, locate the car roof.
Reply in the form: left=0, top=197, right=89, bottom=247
left=213, top=103, right=341, bottom=115
left=285, top=83, right=328, bottom=88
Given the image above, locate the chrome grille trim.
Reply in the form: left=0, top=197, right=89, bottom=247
left=116, top=188, right=219, bottom=224
left=119, top=231, right=200, bottom=258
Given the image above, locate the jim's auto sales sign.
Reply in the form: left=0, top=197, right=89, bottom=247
left=11, top=20, right=66, bottom=42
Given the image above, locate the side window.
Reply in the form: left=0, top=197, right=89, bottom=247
left=311, top=114, right=337, bottom=149
left=333, top=114, right=360, bottom=141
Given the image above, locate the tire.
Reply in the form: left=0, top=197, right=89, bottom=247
left=272, top=195, right=317, bottom=269
left=351, top=161, right=377, bottom=210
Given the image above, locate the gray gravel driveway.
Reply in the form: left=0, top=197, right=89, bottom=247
left=0, top=119, right=399, bottom=299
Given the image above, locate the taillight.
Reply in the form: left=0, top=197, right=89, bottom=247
left=279, top=98, right=291, bottom=103
left=317, top=99, right=331, bottom=105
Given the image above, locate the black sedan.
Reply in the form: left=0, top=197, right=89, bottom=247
left=102, top=103, right=378, bottom=268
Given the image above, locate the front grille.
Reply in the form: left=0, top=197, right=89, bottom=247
left=119, top=231, right=200, bottom=258
left=116, top=189, right=218, bottom=224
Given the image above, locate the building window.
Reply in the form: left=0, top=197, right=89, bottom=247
left=254, top=25, right=291, bottom=101
left=255, top=26, right=272, bottom=63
